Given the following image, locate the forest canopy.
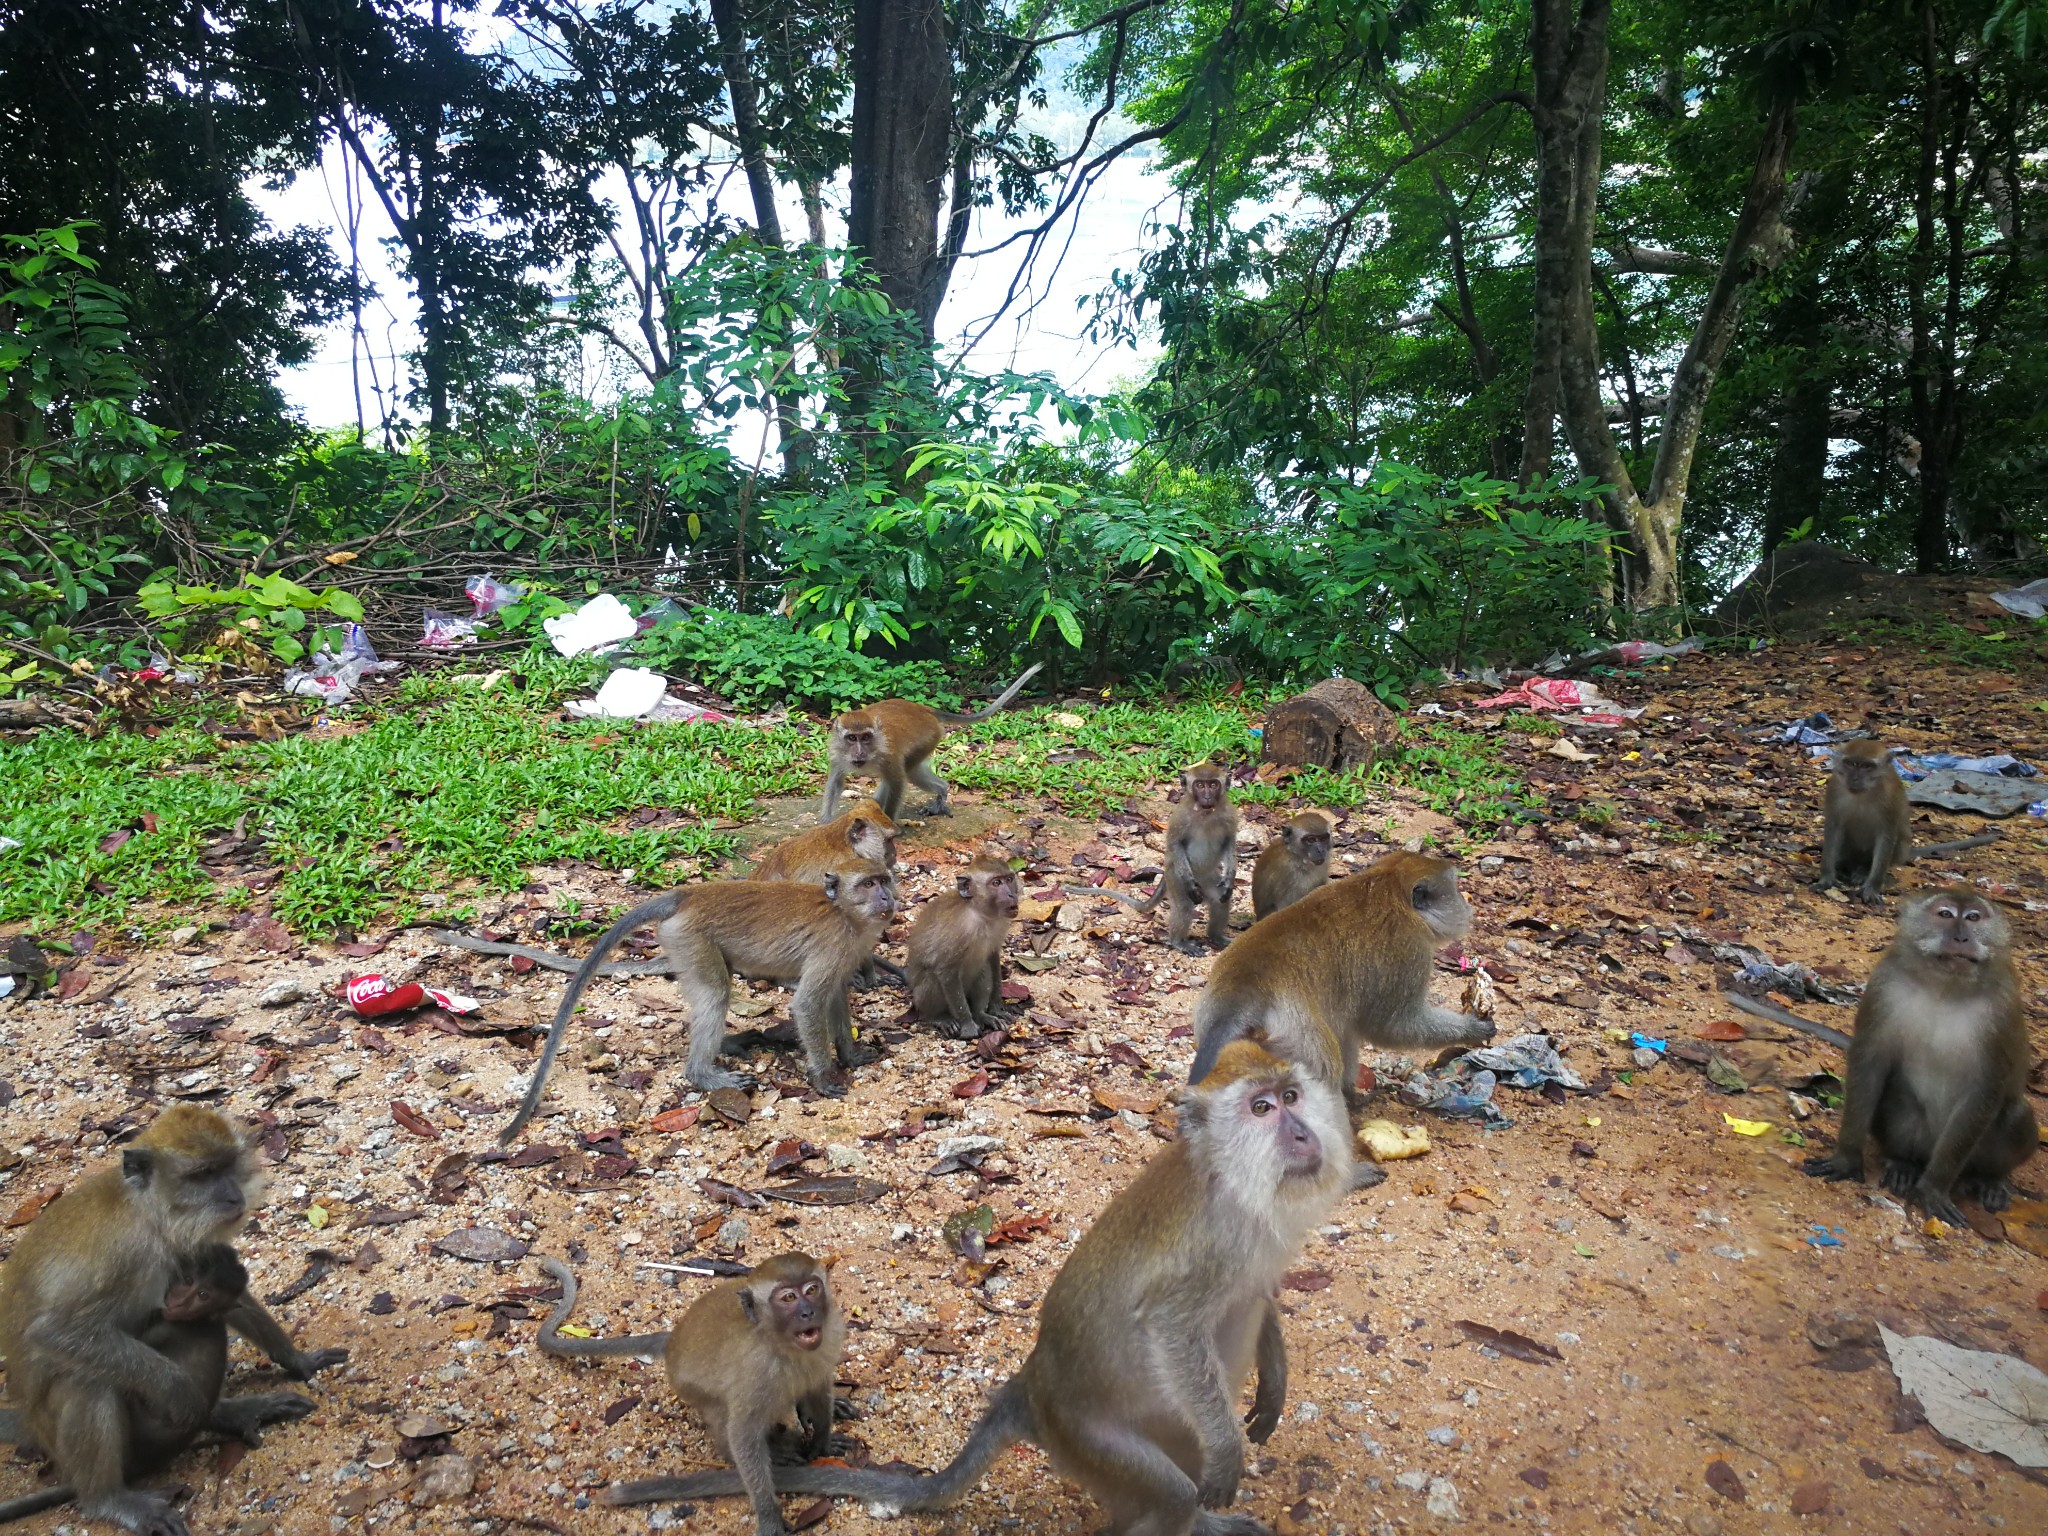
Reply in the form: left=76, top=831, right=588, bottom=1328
left=3, top=0, right=2044, bottom=697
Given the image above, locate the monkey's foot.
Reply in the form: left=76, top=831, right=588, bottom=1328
left=210, top=1392, right=315, bottom=1444
left=1880, top=1159, right=1925, bottom=1196
left=806, top=1072, right=849, bottom=1099
left=691, top=1068, right=752, bottom=1093
left=1193, top=1515, right=1271, bottom=1536
left=933, top=1017, right=983, bottom=1041
left=84, top=1490, right=190, bottom=1536
left=766, top=1425, right=859, bottom=1465
left=1959, top=1176, right=2015, bottom=1213
left=839, top=1044, right=881, bottom=1068
left=1169, top=939, right=1208, bottom=957
left=916, top=800, right=952, bottom=818
left=1802, top=1153, right=1862, bottom=1182
left=1349, top=1163, right=1388, bottom=1194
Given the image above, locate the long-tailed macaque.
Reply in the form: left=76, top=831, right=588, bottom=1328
left=1803, top=887, right=2037, bottom=1226
left=1066, top=755, right=1239, bottom=954
left=1251, top=813, right=1331, bottom=920
left=500, top=867, right=899, bottom=1142
left=537, top=1253, right=844, bottom=1536
left=821, top=663, right=1043, bottom=822
left=0, top=1108, right=347, bottom=1536
left=754, top=803, right=898, bottom=882
left=601, top=1039, right=1353, bottom=1536
left=1819, top=740, right=1998, bottom=904
left=906, top=856, right=1020, bottom=1038
left=1188, top=851, right=1494, bottom=1101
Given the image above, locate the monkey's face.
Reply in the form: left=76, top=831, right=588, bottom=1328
left=1288, top=827, right=1330, bottom=866
left=1185, top=770, right=1226, bottom=811
left=1408, top=866, right=1473, bottom=940
left=981, top=872, right=1020, bottom=917
left=125, top=1144, right=253, bottom=1245
left=835, top=722, right=877, bottom=765
left=1904, top=889, right=2011, bottom=968
left=769, top=1271, right=831, bottom=1350
left=835, top=867, right=897, bottom=922
left=1832, top=747, right=1889, bottom=794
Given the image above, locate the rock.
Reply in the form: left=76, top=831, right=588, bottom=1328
left=715, top=1216, right=750, bottom=1251
left=1394, top=1470, right=1430, bottom=1493
left=1685, top=1516, right=1724, bottom=1536
left=395, top=1413, right=452, bottom=1440
left=1712, top=540, right=1878, bottom=627
left=825, top=1144, right=868, bottom=1171
left=1425, top=1477, right=1464, bottom=1522
left=258, top=979, right=316, bottom=1008
left=432, top=1226, right=529, bottom=1263
left=410, top=1454, right=475, bottom=1505
left=1426, top=1426, right=1461, bottom=1448
left=1806, top=1308, right=1880, bottom=1351
left=933, top=1135, right=1006, bottom=1162
left=170, top=926, right=201, bottom=947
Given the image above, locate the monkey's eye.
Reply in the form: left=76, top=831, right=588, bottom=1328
left=1250, top=1096, right=1274, bottom=1116
left=1281, top=1088, right=1299, bottom=1105
left=775, top=1289, right=797, bottom=1306
left=1963, top=909, right=1982, bottom=922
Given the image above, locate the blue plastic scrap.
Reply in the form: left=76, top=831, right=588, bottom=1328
left=1806, top=1225, right=1846, bottom=1249
left=1630, top=1032, right=1668, bottom=1054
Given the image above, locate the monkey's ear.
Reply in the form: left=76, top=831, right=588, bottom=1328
left=737, top=1287, right=762, bottom=1327
left=848, top=816, right=870, bottom=838
left=822, top=872, right=841, bottom=900
left=956, top=874, right=973, bottom=899
left=121, top=1147, right=156, bottom=1189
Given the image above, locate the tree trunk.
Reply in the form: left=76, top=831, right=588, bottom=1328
left=1535, top=0, right=1800, bottom=614
left=1517, top=0, right=1576, bottom=486
left=847, top=0, right=952, bottom=335
left=1763, top=346, right=1829, bottom=552
left=1260, top=678, right=1396, bottom=774
left=1906, top=0, right=1949, bottom=572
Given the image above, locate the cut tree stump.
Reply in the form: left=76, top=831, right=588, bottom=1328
left=1259, top=677, right=1395, bottom=773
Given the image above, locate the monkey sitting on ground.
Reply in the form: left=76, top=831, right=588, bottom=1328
left=821, top=662, right=1043, bottom=822
left=906, top=856, right=1020, bottom=1039
left=1251, top=812, right=1331, bottom=920
left=753, top=802, right=905, bottom=987
left=500, top=865, right=899, bottom=1142
left=1803, top=886, right=2037, bottom=1227
left=601, top=1038, right=1354, bottom=1536
left=1066, top=754, right=1239, bottom=954
left=0, top=1108, right=347, bottom=1536
left=536, top=1253, right=844, bottom=1536
left=1189, top=851, right=1495, bottom=1123
left=1819, top=739, right=1999, bottom=904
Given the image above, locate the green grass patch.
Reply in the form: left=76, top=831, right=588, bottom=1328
left=1, top=670, right=1527, bottom=937
left=1840, top=615, right=2048, bottom=674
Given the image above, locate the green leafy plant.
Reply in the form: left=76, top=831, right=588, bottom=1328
left=631, top=607, right=965, bottom=713
left=137, top=574, right=364, bottom=665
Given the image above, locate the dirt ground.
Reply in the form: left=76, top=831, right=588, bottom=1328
left=3, top=628, right=2046, bottom=1536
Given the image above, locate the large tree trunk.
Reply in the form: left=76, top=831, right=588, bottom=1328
left=1532, top=0, right=1799, bottom=614
left=1763, top=338, right=1829, bottom=553
left=847, top=0, right=952, bottom=335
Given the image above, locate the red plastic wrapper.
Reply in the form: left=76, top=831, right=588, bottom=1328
left=345, top=974, right=479, bottom=1017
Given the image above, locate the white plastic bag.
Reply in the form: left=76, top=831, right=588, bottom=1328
left=544, top=593, right=638, bottom=657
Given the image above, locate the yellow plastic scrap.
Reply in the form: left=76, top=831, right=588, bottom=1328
left=1722, top=1114, right=1774, bottom=1137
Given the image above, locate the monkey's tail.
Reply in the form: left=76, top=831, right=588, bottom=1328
left=1063, top=882, right=1166, bottom=915
left=0, top=1485, right=74, bottom=1522
left=431, top=931, right=671, bottom=977
left=1909, top=830, right=2001, bottom=860
left=530, top=1256, right=669, bottom=1359
left=934, top=662, right=1044, bottom=723
left=602, top=1376, right=1034, bottom=1512
left=498, top=892, right=684, bottom=1145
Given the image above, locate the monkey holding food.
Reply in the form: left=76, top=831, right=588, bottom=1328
left=906, top=855, right=1020, bottom=1038
left=536, top=1252, right=843, bottom=1536
left=821, top=662, right=1043, bottom=822
left=1189, top=850, right=1494, bottom=1106
left=603, top=1038, right=1353, bottom=1535
left=500, top=864, right=899, bottom=1142
left=0, top=1108, right=346, bottom=1536
left=1803, top=886, right=2037, bottom=1226
left=1066, top=754, right=1239, bottom=954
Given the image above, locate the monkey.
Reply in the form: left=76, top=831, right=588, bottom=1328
left=1802, top=886, right=2037, bottom=1227
left=535, top=1253, right=844, bottom=1536
left=820, top=661, right=1043, bottom=822
left=500, top=866, right=899, bottom=1143
left=754, top=802, right=899, bottom=882
left=1065, top=756, right=1239, bottom=954
left=905, top=856, right=1020, bottom=1039
left=1818, top=740, right=2000, bottom=904
left=1251, top=813, right=1332, bottom=921
left=0, top=1107, right=347, bottom=1536
left=1187, top=851, right=1495, bottom=1114
left=599, top=1038, right=1354, bottom=1536
left=753, top=802, right=906, bottom=987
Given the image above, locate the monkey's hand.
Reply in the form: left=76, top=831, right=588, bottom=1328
left=1802, top=1151, right=1863, bottom=1183
left=282, top=1346, right=350, bottom=1380
left=1242, top=1396, right=1282, bottom=1446
left=1910, top=1183, right=1968, bottom=1229
left=806, top=1068, right=849, bottom=1099
left=209, top=1391, right=315, bottom=1445
left=1195, top=1446, right=1246, bottom=1511
left=1857, top=886, right=1887, bottom=907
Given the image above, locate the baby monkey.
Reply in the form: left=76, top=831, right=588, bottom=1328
left=1820, top=740, right=1998, bottom=903
left=536, top=1253, right=844, bottom=1536
left=1066, top=754, right=1239, bottom=954
left=1251, top=812, right=1331, bottom=920
left=906, top=856, right=1020, bottom=1038
left=1804, top=886, right=2037, bottom=1227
